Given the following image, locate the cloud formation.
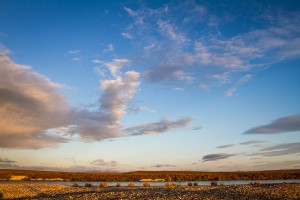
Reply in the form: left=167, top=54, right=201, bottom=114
left=0, top=51, right=140, bottom=148
left=123, top=2, right=300, bottom=95
left=0, top=50, right=71, bottom=148
left=202, top=153, right=235, bottom=162
left=125, top=117, right=192, bottom=136
left=244, top=114, right=300, bottom=134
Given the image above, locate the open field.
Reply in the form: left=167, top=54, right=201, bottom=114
left=0, top=183, right=299, bottom=200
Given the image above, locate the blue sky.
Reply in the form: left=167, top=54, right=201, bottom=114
left=0, top=0, right=300, bottom=172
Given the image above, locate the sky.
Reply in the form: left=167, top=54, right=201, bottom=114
left=0, top=0, right=300, bottom=172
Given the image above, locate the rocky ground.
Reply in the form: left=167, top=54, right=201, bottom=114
left=0, top=183, right=299, bottom=200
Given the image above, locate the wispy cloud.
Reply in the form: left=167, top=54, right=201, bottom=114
left=123, top=3, right=300, bottom=95
left=151, top=164, right=175, bottom=168
left=94, top=67, right=105, bottom=77
left=125, top=117, right=192, bottom=136
left=173, top=87, right=186, bottom=92
left=71, top=57, right=81, bottom=64
left=239, top=140, right=266, bottom=145
left=122, top=32, right=133, bottom=40
left=0, top=158, right=16, bottom=164
left=225, top=74, right=253, bottom=96
left=90, top=159, right=118, bottom=167
left=217, top=144, right=237, bottom=149
left=104, top=59, right=130, bottom=77
left=191, top=126, right=202, bottom=130
left=67, top=50, right=80, bottom=54
left=103, top=44, right=114, bottom=52
left=244, top=114, right=300, bottom=134
left=202, top=153, right=235, bottom=162
left=257, top=142, right=300, bottom=156
left=217, top=140, right=267, bottom=149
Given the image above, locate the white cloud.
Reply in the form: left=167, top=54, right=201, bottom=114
left=173, top=87, right=186, bottom=92
left=174, top=71, right=195, bottom=83
left=124, top=7, right=138, bottom=17
left=104, top=59, right=130, bottom=78
left=225, top=74, right=253, bottom=96
left=100, top=71, right=140, bottom=123
left=67, top=50, right=80, bottom=54
left=199, top=83, right=210, bottom=91
left=92, top=59, right=103, bottom=64
left=122, top=3, right=300, bottom=97
left=94, top=67, right=105, bottom=77
left=103, top=44, right=114, bottom=52
left=71, top=57, right=81, bottom=64
left=122, top=32, right=133, bottom=40
left=157, top=20, right=187, bottom=44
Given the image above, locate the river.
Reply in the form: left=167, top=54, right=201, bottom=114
left=1, top=179, right=300, bottom=186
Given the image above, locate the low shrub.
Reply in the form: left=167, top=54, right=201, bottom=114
left=193, top=182, right=198, bottom=186
left=85, top=183, right=92, bottom=187
left=143, top=182, right=151, bottom=187
left=128, top=182, right=135, bottom=187
left=72, top=183, right=79, bottom=187
left=187, top=182, right=193, bottom=186
left=210, top=181, right=218, bottom=186
left=116, top=183, right=121, bottom=187
left=165, top=182, right=176, bottom=189
left=99, top=182, right=108, bottom=188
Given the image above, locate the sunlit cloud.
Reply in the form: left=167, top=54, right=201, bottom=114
left=104, top=59, right=130, bottom=78
left=0, top=51, right=140, bottom=148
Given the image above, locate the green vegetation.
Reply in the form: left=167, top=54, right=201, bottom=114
left=165, top=182, right=176, bottom=189
left=0, top=169, right=299, bottom=182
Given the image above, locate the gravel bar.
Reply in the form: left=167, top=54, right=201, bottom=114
left=0, top=183, right=299, bottom=199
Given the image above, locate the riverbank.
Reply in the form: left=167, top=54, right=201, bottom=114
left=0, top=183, right=300, bottom=199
